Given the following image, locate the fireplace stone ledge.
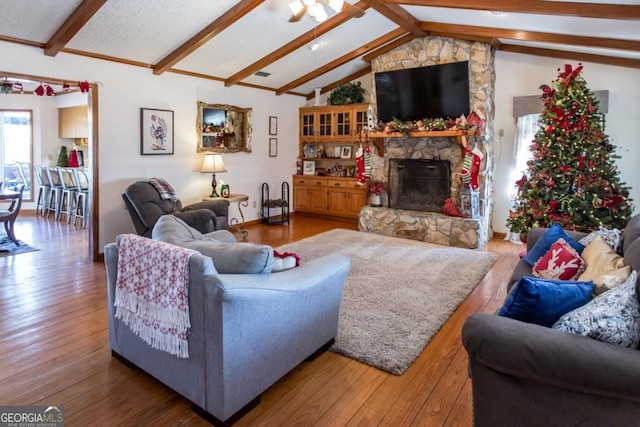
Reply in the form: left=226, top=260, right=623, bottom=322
left=358, top=206, right=487, bottom=249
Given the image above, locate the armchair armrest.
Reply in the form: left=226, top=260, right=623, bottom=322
left=173, top=209, right=215, bottom=234
left=462, top=313, right=640, bottom=401
left=186, top=200, right=230, bottom=218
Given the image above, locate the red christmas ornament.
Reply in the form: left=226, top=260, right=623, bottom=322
left=549, top=200, right=558, bottom=211
left=62, top=82, right=71, bottom=92
left=34, top=84, right=45, bottom=96
left=79, top=81, right=90, bottom=93
left=547, top=179, right=554, bottom=187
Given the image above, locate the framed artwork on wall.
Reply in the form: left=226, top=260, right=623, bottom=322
left=269, top=138, right=277, bottom=157
left=141, top=108, right=174, bottom=155
left=269, top=116, right=278, bottom=135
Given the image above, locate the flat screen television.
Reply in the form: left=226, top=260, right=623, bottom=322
left=374, top=61, right=470, bottom=122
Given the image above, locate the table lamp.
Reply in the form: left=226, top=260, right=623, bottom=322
left=201, top=154, right=227, bottom=197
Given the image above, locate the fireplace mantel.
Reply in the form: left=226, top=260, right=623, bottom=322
left=365, top=130, right=482, bottom=156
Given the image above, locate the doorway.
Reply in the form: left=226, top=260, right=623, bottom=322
left=0, top=71, right=99, bottom=261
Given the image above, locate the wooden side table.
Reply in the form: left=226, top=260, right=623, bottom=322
left=203, top=193, right=249, bottom=239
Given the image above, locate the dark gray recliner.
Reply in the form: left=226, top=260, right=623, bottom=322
left=122, top=180, right=229, bottom=238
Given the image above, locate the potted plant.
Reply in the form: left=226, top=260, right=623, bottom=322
left=327, top=82, right=366, bottom=105
left=369, top=181, right=385, bottom=207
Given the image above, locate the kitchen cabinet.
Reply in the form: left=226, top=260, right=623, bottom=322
left=58, top=106, right=88, bottom=139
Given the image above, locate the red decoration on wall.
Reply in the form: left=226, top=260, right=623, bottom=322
left=79, top=81, right=90, bottom=93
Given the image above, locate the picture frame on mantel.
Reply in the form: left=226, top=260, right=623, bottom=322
left=140, top=108, right=174, bottom=155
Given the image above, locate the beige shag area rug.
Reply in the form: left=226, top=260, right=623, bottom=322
left=277, top=229, right=499, bottom=375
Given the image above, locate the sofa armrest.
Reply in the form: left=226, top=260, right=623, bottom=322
left=173, top=209, right=215, bottom=234
left=462, top=313, right=640, bottom=401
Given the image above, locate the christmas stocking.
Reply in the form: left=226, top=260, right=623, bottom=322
left=460, top=148, right=473, bottom=187
left=355, top=146, right=365, bottom=186
left=470, top=147, right=484, bottom=190
left=364, top=146, right=372, bottom=179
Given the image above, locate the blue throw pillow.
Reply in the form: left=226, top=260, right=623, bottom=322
left=498, top=276, right=594, bottom=327
left=523, top=223, right=585, bottom=266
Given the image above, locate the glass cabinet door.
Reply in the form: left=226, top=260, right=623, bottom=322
left=318, top=112, right=332, bottom=137
left=335, top=111, right=351, bottom=137
left=301, top=112, right=315, bottom=137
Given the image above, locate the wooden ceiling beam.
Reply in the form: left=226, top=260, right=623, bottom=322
left=152, top=0, right=265, bottom=75
left=224, top=1, right=370, bottom=87
left=386, top=0, right=640, bottom=20
left=500, top=43, right=640, bottom=69
left=360, top=0, right=426, bottom=36
left=276, top=28, right=406, bottom=95
left=419, top=22, right=640, bottom=52
left=44, top=0, right=108, bottom=57
left=305, top=66, right=372, bottom=100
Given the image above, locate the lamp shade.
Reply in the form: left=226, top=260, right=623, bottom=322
left=201, top=154, right=227, bottom=174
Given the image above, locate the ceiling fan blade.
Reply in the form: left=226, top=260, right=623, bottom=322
left=289, top=4, right=307, bottom=22
left=342, top=2, right=364, bottom=18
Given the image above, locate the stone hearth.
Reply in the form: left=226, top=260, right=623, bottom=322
left=359, top=207, right=483, bottom=249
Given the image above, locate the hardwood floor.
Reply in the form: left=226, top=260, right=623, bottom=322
left=0, top=213, right=521, bottom=426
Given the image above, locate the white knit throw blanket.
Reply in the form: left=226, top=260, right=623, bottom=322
left=114, top=234, right=197, bottom=358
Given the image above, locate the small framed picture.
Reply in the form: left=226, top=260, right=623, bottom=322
left=269, top=116, right=278, bottom=135
left=303, top=160, right=315, bottom=175
left=306, top=143, right=317, bottom=158
left=269, top=138, right=277, bottom=157
left=141, top=108, right=174, bottom=155
left=341, top=145, right=352, bottom=159
left=333, top=146, right=342, bottom=158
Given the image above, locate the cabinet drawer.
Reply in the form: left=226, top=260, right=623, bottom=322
left=294, top=176, right=326, bottom=186
left=327, top=180, right=347, bottom=188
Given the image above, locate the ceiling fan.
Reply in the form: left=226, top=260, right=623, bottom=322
left=289, top=0, right=364, bottom=23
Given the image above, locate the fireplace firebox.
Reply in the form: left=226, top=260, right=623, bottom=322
left=388, top=159, right=450, bottom=212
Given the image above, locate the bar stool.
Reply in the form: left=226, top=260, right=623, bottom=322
left=44, top=166, right=63, bottom=219
left=73, top=168, right=89, bottom=228
left=33, top=164, right=50, bottom=216
left=57, top=167, right=78, bottom=223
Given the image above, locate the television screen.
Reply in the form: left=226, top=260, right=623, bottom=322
left=374, top=61, right=470, bottom=122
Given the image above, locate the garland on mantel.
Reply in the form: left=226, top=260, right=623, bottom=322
left=374, top=113, right=484, bottom=137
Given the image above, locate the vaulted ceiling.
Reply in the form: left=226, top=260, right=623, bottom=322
left=1, top=0, right=638, bottom=98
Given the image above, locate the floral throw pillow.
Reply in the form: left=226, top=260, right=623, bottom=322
left=533, top=238, right=586, bottom=281
left=579, top=226, right=622, bottom=253
left=552, top=271, right=640, bottom=348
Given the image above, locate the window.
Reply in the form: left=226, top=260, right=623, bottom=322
left=509, top=113, right=540, bottom=198
left=0, top=110, right=33, bottom=200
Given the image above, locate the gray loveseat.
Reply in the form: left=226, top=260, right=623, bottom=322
left=462, top=214, right=640, bottom=426
left=105, top=216, right=351, bottom=426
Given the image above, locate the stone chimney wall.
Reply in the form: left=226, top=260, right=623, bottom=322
left=369, top=37, right=495, bottom=239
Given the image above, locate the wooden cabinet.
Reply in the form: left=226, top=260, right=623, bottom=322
left=292, top=175, right=367, bottom=219
left=58, top=106, right=88, bottom=139
left=299, top=103, right=369, bottom=178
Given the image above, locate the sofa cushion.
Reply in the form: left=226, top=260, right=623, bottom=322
left=578, top=236, right=631, bottom=295
left=523, top=223, right=585, bottom=266
left=498, top=276, right=593, bottom=327
left=152, top=215, right=274, bottom=274
left=579, top=226, right=622, bottom=253
left=532, top=238, right=586, bottom=281
left=552, top=271, right=640, bottom=348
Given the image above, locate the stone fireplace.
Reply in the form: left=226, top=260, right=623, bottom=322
left=388, top=159, right=450, bottom=212
left=358, top=36, right=495, bottom=249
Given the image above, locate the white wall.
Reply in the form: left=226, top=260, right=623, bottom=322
left=1, top=41, right=305, bottom=249
left=493, top=52, right=640, bottom=233
left=2, top=40, right=639, bottom=246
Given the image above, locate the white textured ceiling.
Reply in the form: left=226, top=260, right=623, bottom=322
left=0, top=0, right=638, bottom=95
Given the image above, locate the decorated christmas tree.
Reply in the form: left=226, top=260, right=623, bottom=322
left=507, top=63, right=633, bottom=235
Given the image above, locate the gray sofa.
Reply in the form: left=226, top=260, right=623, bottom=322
left=462, top=214, right=640, bottom=426
left=122, top=180, right=230, bottom=237
left=105, top=217, right=351, bottom=426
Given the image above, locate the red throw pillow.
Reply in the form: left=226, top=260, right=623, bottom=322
left=533, top=238, right=586, bottom=281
